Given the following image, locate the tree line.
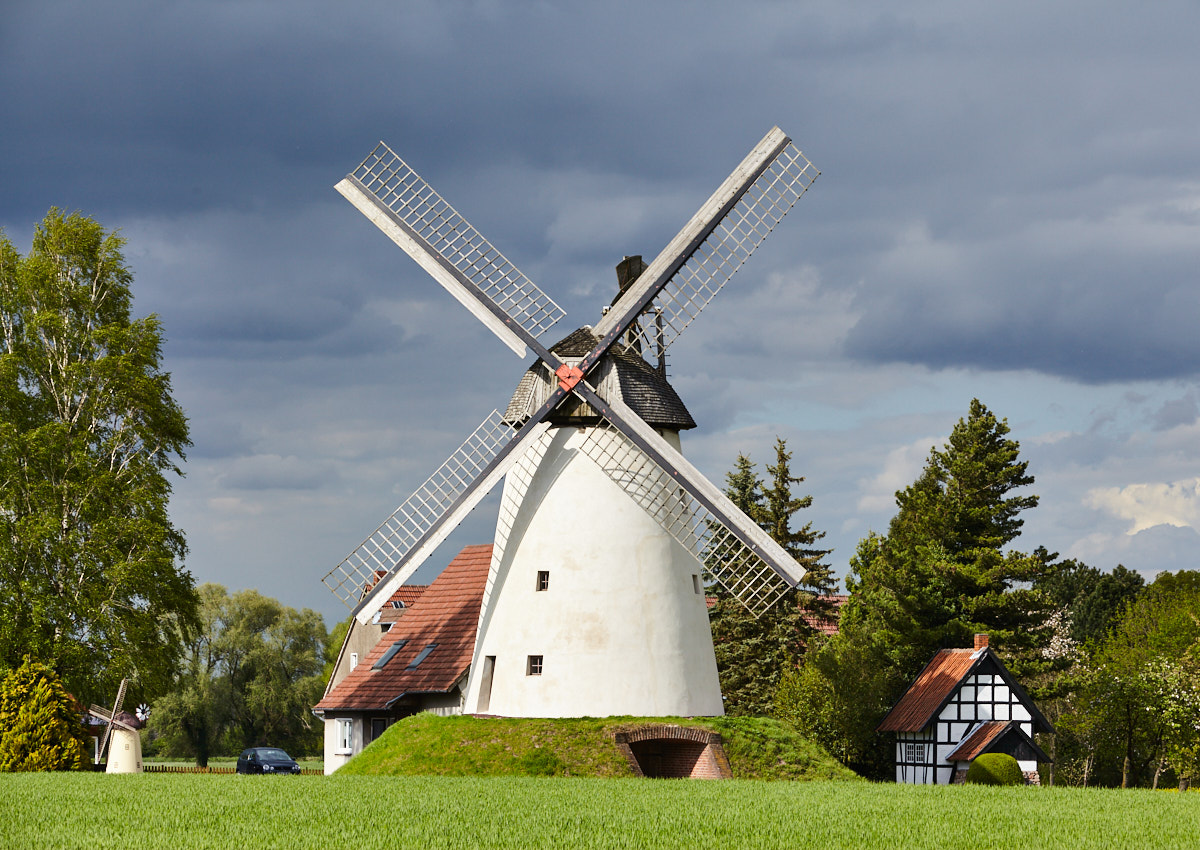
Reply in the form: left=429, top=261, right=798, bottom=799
left=0, top=210, right=329, bottom=769
left=724, top=399, right=1200, bottom=788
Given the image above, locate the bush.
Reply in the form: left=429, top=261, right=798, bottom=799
left=964, top=753, right=1025, bottom=786
left=0, top=658, right=90, bottom=772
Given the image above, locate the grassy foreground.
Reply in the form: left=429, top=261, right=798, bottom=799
left=339, top=713, right=858, bottom=781
left=3, top=773, right=1200, bottom=849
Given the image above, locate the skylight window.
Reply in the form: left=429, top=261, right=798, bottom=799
left=372, top=639, right=409, bottom=670
left=406, top=644, right=437, bottom=669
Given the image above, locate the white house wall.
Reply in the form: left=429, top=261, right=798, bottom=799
left=322, top=715, right=362, bottom=775
left=463, top=426, right=723, bottom=718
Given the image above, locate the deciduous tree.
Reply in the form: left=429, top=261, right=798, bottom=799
left=149, top=585, right=327, bottom=764
left=0, top=210, right=196, bottom=705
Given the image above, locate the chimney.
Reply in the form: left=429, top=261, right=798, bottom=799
left=974, top=634, right=989, bottom=651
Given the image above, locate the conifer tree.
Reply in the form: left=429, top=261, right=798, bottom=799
left=709, top=440, right=831, bottom=715
left=0, top=658, right=89, bottom=771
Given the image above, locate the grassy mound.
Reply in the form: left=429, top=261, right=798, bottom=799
left=337, top=713, right=859, bottom=781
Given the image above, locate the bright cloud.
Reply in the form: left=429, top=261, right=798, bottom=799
left=1086, top=478, right=1200, bottom=535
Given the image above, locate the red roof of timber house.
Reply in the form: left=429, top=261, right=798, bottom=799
left=877, top=648, right=982, bottom=732
left=315, top=544, right=491, bottom=712
left=945, top=719, right=1052, bottom=764
left=945, top=720, right=1009, bottom=762
left=877, top=641, right=1053, bottom=735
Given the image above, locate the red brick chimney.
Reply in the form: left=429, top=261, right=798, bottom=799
left=974, top=634, right=989, bottom=651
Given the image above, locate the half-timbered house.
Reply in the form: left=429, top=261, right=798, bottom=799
left=877, top=634, right=1053, bottom=784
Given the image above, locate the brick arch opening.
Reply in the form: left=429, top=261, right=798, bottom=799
left=612, top=725, right=732, bottom=779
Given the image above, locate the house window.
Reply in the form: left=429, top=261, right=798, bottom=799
left=372, top=639, right=409, bottom=670
left=349, top=652, right=358, bottom=671
left=527, top=655, right=543, bottom=676
left=370, top=718, right=388, bottom=742
left=536, top=570, right=550, bottom=591
left=336, top=719, right=353, bottom=754
left=904, top=742, right=924, bottom=764
left=406, top=644, right=438, bottom=669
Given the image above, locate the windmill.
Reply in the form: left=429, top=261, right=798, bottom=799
left=89, top=678, right=144, bottom=773
left=324, top=127, right=818, bottom=717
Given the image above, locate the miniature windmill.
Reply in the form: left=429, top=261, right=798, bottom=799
left=90, top=678, right=144, bottom=773
left=324, top=127, right=818, bottom=716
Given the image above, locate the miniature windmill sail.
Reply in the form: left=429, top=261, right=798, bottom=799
left=325, top=127, right=818, bottom=622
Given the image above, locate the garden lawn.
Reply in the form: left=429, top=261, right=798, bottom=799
left=3, top=774, right=1200, bottom=850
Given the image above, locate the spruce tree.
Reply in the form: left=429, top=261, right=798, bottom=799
left=709, top=441, right=831, bottom=715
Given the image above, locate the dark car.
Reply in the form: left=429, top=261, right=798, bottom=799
left=236, top=747, right=302, bottom=775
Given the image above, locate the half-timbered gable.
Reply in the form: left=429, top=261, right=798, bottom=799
left=878, top=634, right=1053, bottom=784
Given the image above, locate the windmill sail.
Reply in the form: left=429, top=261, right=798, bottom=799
left=337, top=143, right=565, bottom=358
left=329, top=127, right=818, bottom=623
left=593, top=128, right=818, bottom=354
left=323, top=410, right=552, bottom=620
left=574, top=392, right=805, bottom=616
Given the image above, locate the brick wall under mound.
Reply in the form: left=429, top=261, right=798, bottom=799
left=612, top=725, right=732, bottom=779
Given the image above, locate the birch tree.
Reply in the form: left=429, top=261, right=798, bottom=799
left=0, top=210, right=196, bottom=705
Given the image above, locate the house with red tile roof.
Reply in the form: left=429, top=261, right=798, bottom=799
left=314, top=544, right=491, bottom=774
left=325, top=582, right=428, bottom=695
left=877, top=634, right=1053, bottom=784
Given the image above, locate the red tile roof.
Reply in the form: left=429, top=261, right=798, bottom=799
left=877, top=648, right=983, bottom=732
left=801, top=594, right=847, bottom=636
left=378, top=585, right=428, bottom=624
left=315, top=544, right=492, bottom=712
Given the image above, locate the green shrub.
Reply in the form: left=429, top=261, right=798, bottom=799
left=964, top=753, right=1025, bottom=786
left=0, top=658, right=89, bottom=772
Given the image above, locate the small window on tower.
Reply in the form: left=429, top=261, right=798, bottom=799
left=527, top=655, right=543, bottom=676
left=692, top=574, right=701, bottom=595
left=536, top=571, right=550, bottom=591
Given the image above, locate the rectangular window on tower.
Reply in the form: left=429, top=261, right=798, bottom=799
left=527, top=655, right=543, bottom=676
left=536, top=570, right=550, bottom=591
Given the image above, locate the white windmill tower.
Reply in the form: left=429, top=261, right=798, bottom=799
left=324, top=128, right=818, bottom=718
left=89, top=678, right=145, bottom=773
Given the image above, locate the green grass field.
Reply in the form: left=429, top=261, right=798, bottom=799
left=3, top=774, right=1199, bottom=849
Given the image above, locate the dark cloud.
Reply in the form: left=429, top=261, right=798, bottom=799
left=6, top=0, right=1200, bottom=621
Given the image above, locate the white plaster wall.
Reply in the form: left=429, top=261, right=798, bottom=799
left=322, top=716, right=362, bottom=775
left=463, top=426, right=723, bottom=718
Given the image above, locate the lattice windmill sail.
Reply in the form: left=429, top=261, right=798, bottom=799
left=325, top=128, right=818, bottom=637
left=89, top=678, right=145, bottom=773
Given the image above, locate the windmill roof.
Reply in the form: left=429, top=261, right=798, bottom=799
left=877, top=647, right=1054, bottom=735
left=315, top=545, right=491, bottom=712
left=504, top=327, right=696, bottom=430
